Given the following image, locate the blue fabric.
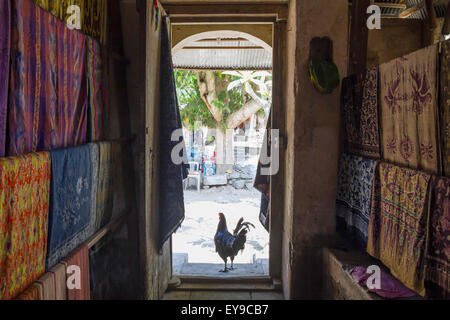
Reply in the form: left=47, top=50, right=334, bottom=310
left=158, top=16, right=188, bottom=251
left=336, top=153, right=376, bottom=249
left=46, top=144, right=99, bottom=270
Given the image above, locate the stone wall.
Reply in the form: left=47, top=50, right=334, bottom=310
left=282, top=0, right=349, bottom=300
left=368, top=18, right=423, bottom=67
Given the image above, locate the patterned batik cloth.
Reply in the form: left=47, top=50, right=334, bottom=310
left=158, top=16, right=188, bottom=251
left=336, top=154, right=376, bottom=248
left=380, top=45, right=440, bottom=174
left=93, top=142, right=117, bottom=232
left=367, top=162, right=432, bottom=296
left=341, top=67, right=381, bottom=159
left=425, top=177, right=450, bottom=300
left=440, top=40, right=450, bottom=177
left=0, top=152, right=51, bottom=300
left=86, top=37, right=107, bottom=142
left=46, top=144, right=99, bottom=270
left=33, top=0, right=108, bottom=44
left=9, top=0, right=87, bottom=156
left=0, top=0, right=10, bottom=157
left=66, top=245, right=90, bottom=300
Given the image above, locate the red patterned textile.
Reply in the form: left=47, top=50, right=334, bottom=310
left=0, top=152, right=51, bottom=300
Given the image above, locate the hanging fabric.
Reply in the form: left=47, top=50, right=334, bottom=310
left=18, top=262, right=67, bottom=300
left=367, top=162, right=431, bottom=297
left=380, top=45, right=440, bottom=174
left=341, top=66, right=381, bottom=159
left=439, top=40, right=450, bottom=177
left=66, top=245, right=90, bottom=300
left=425, top=177, right=450, bottom=300
left=33, top=0, right=108, bottom=44
left=0, top=0, right=10, bottom=157
left=254, top=113, right=272, bottom=232
left=86, top=37, right=107, bottom=142
left=336, top=153, right=376, bottom=249
left=46, top=144, right=98, bottom=270
left=93, top=141, right=117, bottom=232
left=158, top=16, right=188, bottom=251
left=0, top=152, right=51, bottom=300
left=9, top=0, right=88, bottom=156
left=16, top=285, right=40, bottom=300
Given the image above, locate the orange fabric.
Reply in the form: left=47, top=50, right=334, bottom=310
left=0, top=152, right=51, bottom=300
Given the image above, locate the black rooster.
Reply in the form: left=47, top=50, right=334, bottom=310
left=214, top=213, right=255, bottom=273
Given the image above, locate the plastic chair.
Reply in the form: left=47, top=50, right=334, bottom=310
left=184, top=161, right=201, bottom=192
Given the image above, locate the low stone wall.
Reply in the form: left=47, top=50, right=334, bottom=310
left=322, top=248, right=378, bottom=300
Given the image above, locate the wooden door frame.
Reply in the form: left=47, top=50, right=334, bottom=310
left=159, top=3, right=287, bottom=282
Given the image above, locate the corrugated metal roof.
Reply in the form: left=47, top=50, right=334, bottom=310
left=173, top=38, right=272, bottom=70
left=378, top=0, right=405, bottom=17
left=375, top=0, right=449, bottom=19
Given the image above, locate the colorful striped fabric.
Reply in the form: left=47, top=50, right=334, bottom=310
left=16, top=285, right=40, bottom=300
left=367, top=162, right=432, bottom=296
left=46, top=144, right=98, bottom=270
left=17, top=262, right=68, bottom=300
left=0, top=0, right=10, bottom=157
left=66, top=245, right=90, bottom=300
left=33, top=0, right=108, bottom=44
left=0, top=152, right=51, bottom=300
left=86, top=37, right=107, bottom=142
left=9, top=0, right=87, bottom=156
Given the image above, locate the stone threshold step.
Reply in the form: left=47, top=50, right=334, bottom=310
left=171, top=276, right=281, bottom=292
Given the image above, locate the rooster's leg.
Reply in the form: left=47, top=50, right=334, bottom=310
left=230, top=257, right=236, bottom=270
left=219, top=259, right=229, bottom=273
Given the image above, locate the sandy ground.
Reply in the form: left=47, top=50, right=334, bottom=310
left=172, top=185, right=270, bottom=265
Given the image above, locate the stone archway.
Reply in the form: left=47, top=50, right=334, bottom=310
left=172, top=30, right=273, bottom=55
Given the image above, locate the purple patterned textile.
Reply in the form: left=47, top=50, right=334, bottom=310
left=0, top=0, right=10, bottom=157
left=9, top=0, right=87, bottom=156
left=349, top=266, right=418, bottom=299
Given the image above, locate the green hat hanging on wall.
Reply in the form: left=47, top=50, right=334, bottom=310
left=308, top=37, right=340, bottom=94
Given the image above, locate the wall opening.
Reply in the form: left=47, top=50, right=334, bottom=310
left=170, top=28, right=274, bottom=279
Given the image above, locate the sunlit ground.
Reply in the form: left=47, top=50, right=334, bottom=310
left=172, top=185, right=270, bottom=266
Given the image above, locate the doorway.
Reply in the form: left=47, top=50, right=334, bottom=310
left=141, top=3, right=287, bottom=298
left=169, top=23, right=280, bottom=280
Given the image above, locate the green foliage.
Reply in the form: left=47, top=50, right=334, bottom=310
left=174, top=69, right=271, bottom=130
left=175, top=70, right=216, bottom=130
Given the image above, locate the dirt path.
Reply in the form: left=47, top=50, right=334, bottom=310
left=172, top=186, right=270, bottom=264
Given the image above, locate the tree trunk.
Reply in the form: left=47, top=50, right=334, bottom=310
left=196, top=71, right=270, bottom=173
left=197, top=71, right=223, bottom=123
left=215, top=125, right=233, bottom=174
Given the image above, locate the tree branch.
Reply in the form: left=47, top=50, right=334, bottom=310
left=197, top=71, right=223, bottom=123
left=245, top=83, right=271, bottom=110
left=226, top=99, right=263, bottom=130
